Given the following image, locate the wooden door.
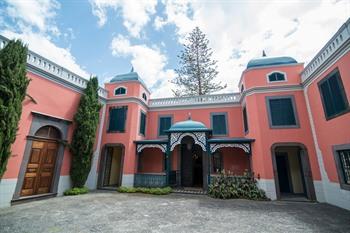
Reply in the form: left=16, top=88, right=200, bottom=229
left=21, top=140, right=58, bottom=196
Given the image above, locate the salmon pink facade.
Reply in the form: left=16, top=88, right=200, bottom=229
left=1, top=18, right=350, bottom=210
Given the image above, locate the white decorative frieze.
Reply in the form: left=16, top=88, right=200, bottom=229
left=170, top=132, right=207, bottom=151
left=210, top=143, right=251, bottom=154
left=137, top=144, right=167, bottom=153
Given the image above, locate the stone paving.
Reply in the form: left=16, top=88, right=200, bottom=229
left=0, top=191, right=349, bottom=233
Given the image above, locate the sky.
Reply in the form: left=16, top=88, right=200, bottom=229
left=0, top=0, right=349, bottom=98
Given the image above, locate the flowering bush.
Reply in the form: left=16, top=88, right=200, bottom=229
left=208, top=170, right=268, bottom=200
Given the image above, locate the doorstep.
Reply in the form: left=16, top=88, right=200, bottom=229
left=11, top=193, right=57, bottom=205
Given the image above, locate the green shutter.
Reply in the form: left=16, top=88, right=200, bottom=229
left=319, top=71, right=348, bottom=119
left=108, top=106, right=127, bottom=132
left=139, top=112, right=146, bottom=135
left=269, top=98, right=296, bottom=126
left=212, top=114, right=227, bottom=135
left=243, top=107, right=249, bottom=133
left=108, top=108, right=118, bottom=132
left=159, top=117, right=171, bottom=136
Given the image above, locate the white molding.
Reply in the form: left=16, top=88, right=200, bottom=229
left=86, top=103, right=107, bottom=189
left=122, top=174, right=134, bottom=187
left=0, top=178, right=17, bottom=208
left=137, top=144, right=167, bottom=153
left=57, top=175, right=72, bottom=195
left=210, top=143, right=250, bottom=154
left=266, top=70, right=287, bottom=83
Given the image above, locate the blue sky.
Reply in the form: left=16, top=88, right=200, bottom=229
left=0, top=0, right=349, bottom=97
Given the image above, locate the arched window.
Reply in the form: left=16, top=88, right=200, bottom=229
left=35, top=126, right=61, bottom=139
left=114, top=87, right=127, bottom=96
left=267, top=72, right=286, bottom=82
left=142, top=93, right=147, bottom=101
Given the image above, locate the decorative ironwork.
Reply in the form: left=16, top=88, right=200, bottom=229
left=137, top=144, right=167, bottom=153
left=210, top=143, right=251, bottom=154
left=170, top=132, right=206, bottom=151
left=134, top=173, right=166, bottom=187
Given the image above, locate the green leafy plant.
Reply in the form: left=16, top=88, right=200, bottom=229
left=70, top=77, right=101, bottom=188
left=64, top=187, right=89, bottom=196
left=208, top=170, right=268, bottom=200
left=117, top=186, right=172, bottom=195
left=0, top=40, right=29, bottom=179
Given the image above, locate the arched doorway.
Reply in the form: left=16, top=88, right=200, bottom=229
left=21, top=126, right=61, bottom=196
left=271, top=143, right=316, bottom=201
left=180, top=136, right=204, bottom=188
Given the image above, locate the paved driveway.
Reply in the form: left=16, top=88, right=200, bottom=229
left=0, top=191, right=349, bottom=233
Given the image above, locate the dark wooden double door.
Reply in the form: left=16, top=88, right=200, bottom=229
left=181, top=144, right=203, bottom=187
left=21, top=140, right=58, bottom=196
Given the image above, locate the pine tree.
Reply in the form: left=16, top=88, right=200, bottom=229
left=172, top=27, right=226, bottom=96
left=0, top=40, right=29, bottom=179
left=70, top=77, right=101, bottom=188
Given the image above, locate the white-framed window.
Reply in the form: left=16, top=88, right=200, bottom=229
left=114, top=87, right=127, bottom=96
left=266, top=71, right=287, bottom=83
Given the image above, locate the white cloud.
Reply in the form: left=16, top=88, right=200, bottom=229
left=90, top=0, right=158, bottom=37
left=5, top=0, right=60, bottom=34
left=1, top=0, right=89, bottom=79
left=156, top=0, right=350, bottom=93
left=2, top=30, right=90, bottom=78
left=110, top=35, right=176, bottom=97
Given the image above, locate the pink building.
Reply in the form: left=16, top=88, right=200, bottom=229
left=1, top=18, right=349, bottom=210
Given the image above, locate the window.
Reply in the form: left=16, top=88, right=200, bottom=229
left=266, top=96, right=298, bottom=128
left=212, top=152, right=222, bottom=173
left=318, top=69, right=349, bottom=120
left=211, top=113, right=227, bottom=135
left=243, top=106, right=249, bottom=133
left=142, top=93, right=147, bottom=101
left=240, top=85, right=244, bottom=92
left=333, top=145, right=350, bottom=190
left=338, top=150, right=350, bottom=185
left=267, top=72, right=286, bottom=82
left=158, top=116, right=172, bottom=136
left=139, top=112, right=146, bottom=135
left=114, top=87, right=126, bottom=95
left=108, top=106, right=128, bottom=132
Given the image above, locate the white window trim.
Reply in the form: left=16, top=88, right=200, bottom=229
left=114, top=86, right=127, bottom=96
left=142, top=92, right=147, bottom=102
left=266, top=71, right=287, bottom=83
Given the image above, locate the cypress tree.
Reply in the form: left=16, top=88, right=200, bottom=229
left=70, top=77, right=101, bottom=188
left=0, top=40, right=29, bottom=179
left=172, top=27, right=226, bottom=96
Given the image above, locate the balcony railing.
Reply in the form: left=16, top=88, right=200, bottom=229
left=149, top=93, right=240, bottom=108
left=301, top=19, right=350, bottom=82
left=0, top=35, right=108, bottom=98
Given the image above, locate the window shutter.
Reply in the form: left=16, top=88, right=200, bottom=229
left=269, top=98, right=296, bottom=126
left=212, top=114, right=227, bottom=135
left=243, top=107, right=249, bottom=133
left=159, top=117, right=171, bottom=136
left=108, top=108, right=118, bottom=131
left=108, top=106, right=127, bottom=132
left=139, top=112, right=146, bottom=135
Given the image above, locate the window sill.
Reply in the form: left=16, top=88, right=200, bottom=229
left=270, top=124, right=300, bottom=129
left=325, top=107, right=350, bottom=121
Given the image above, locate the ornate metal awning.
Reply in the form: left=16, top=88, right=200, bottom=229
left=135, top=139, right=168, bottom=153
left=208, top=138, right=255, bottom=155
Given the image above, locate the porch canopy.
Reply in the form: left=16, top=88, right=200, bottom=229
left=208, top=137, right=255, bottom=155
left=135, top=139, right=168, bottom=153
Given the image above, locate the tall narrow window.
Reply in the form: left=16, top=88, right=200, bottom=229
left=243, top=106, right=249, bottom=133
left=266, top=96, right=298, bottom=128
left=211, top=113, right=227, bottom=135
left=158, top=116, right=172, bottom=136
left=114, top=87, right=126, bottom=95
left=212, top=152, right=222, bottom=173
left=108, top=106, right=128, bottom=132
left=338, top=150, right=350, bottom=185
left=142, top=93, right=147, bottom=101
left=139, top=112, right=146, bottom=135
left=318, top=69, right=349, bottom=120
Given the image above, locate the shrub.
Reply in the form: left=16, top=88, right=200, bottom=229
left=208, top=170, right=268, bottom=200
left=117, top=187, right=172, bottom=195
left=64, top=187, right=89, bottom=196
